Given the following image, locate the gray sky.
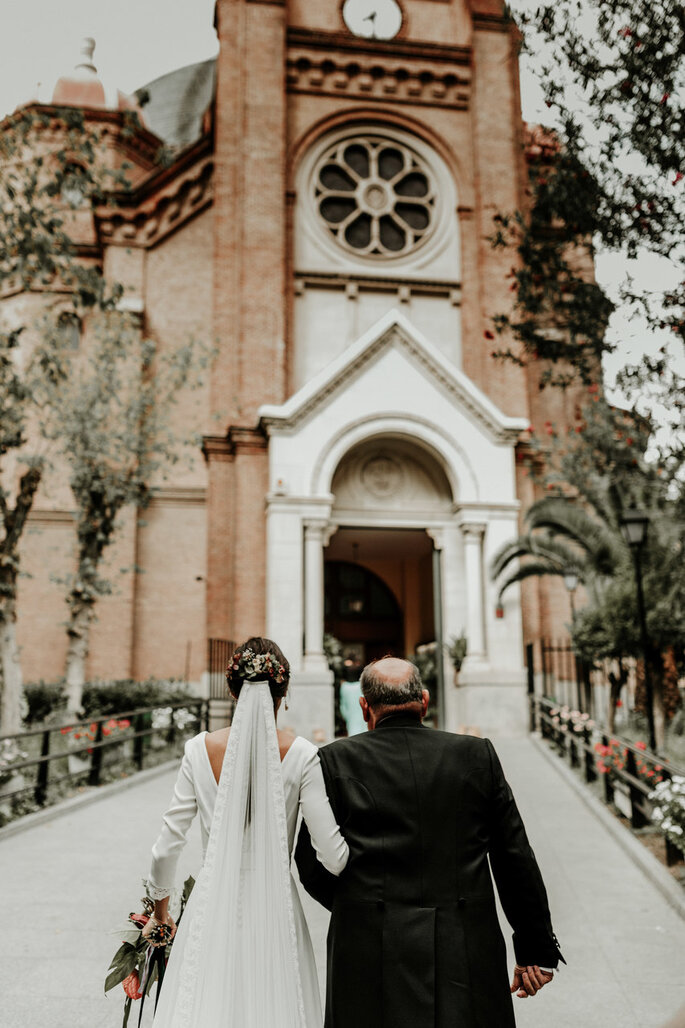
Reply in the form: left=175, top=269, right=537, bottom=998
left=1, top=0, right=678, bottom=398
left=0, top=0, right=218, bottom=115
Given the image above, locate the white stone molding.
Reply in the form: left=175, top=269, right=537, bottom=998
left=302, top=519, right=332, bottom=674
left=261, top=310, right=527, bottom=446
left=459, top=519, right=487, bottom=663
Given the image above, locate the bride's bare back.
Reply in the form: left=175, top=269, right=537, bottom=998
left=204, top=726, right=296, bottom=784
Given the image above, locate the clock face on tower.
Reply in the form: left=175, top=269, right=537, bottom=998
left=342, top=0, right=403, bottom=40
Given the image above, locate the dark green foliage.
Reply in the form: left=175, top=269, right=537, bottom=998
left=81, top=679, right=195, bottom=717
left=493, top=1, right=684, bottom=388
left=22, top=681, right=67, bottom=724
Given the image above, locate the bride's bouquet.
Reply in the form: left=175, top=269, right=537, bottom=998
left=105, top=877, right=195, bottom=1027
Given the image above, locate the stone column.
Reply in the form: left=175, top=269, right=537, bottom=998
left=303, top=519, right=330, bottom=673
left=461, top=521, right=487, bottom=662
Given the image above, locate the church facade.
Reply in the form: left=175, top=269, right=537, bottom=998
left=9, top=0, right=582, bottom=739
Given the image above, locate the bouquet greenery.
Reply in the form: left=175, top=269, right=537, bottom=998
left=105, top=876, right=195, bottom=1027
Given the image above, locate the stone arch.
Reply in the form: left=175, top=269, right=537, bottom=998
left=311, top=413, right=480, bottom=504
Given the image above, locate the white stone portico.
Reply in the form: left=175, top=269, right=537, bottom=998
left=259, top=311, right=529, bottom=742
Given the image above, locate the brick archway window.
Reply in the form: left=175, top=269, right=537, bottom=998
left=314, top=135, right=436, bottom=258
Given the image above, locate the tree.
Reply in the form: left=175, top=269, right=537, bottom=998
left=511, top=396, right=685, bottom=742
left=42, top=307, right=204, bottom=713
left=493, top=0, right=684, bottom=387
left=0, top=107, right=127, bottom=732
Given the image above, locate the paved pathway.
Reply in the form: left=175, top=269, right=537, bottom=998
left=1, top=737, right=684, bottom=1027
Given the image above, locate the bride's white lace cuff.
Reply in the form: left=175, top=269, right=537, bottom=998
left=144, top=877, right=172, bottom=900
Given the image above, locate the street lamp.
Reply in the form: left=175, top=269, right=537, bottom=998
left=619, top=508, right=656, bottom=752
left=563, top=570, right=579, bottom=619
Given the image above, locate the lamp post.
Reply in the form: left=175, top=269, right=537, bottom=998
left=619, top=509, right=656, bottom=753
left=563, top=570, right=580, bottom=709
left=564, top=570, right=579, bottom=620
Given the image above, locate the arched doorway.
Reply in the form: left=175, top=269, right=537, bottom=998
left=324, top=559, right=404, bottom=663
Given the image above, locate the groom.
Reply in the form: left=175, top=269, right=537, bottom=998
left=296, top=657, right=564, bottom=1028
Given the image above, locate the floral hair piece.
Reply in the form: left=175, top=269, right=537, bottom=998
left=228, top=647, right=287, bottom=685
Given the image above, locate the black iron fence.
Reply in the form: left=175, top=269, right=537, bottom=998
left=526, top=638, right=642, bottom=725
left=529, top=694, right=684, bottom=866
left=208, top=638, right=236, bottom=701
left=0, top=699, right=208, bottom=818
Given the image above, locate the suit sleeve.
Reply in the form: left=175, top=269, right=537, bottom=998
left=295, top=820, right=339, bottom=911
left=485, top=738, right=565, bottom=968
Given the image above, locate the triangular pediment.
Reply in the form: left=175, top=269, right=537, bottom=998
left=259, top=310, right=527, bottom=444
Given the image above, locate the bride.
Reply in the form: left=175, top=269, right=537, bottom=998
left=142, top=636, right=349, bottom=1027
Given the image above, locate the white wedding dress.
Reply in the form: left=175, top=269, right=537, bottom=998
left=147, top=682, right=348, bottom=1028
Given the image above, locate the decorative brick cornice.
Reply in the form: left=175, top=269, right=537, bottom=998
left=202, top=426, right=268, bottom=463
left=95, top=147, right=213, bottom=250
left=227, top=426, right=268, bottom=455
left=202, top=435, right=233, bottom=463
left=286, top=29, right=471, bottom=109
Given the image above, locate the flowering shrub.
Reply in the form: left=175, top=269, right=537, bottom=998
left=594, top=737, right=664, bottom=783
left=173, top=707, right=196, bottom=731
left=549, top=706, right=595, bottom=734
left=650, top=776, right=685, bottom=854
left=151, top=707, right=196, bottom=732
left=633, top=741, right=664, bottom=785
left=595, top=739, right=627, bottom=775
left=0, top=739, right=28, bottom=788
left=61, top=718, right=131, bottom=755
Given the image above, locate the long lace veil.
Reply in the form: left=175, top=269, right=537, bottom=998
left=153, top=680, right=306, bottom=1028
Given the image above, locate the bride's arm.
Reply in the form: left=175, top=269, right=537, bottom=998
left=147, top=738, right=199, bottom=900
left=299, top=749, right=349, bottom=875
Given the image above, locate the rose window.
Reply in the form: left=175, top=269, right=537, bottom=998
left=314, top=136, right=436, bottom=258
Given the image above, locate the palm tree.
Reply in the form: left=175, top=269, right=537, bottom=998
left=491, top=496, right=623, bottom=606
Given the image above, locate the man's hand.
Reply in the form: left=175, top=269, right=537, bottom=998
left=510, top=964, right=553, bottom=998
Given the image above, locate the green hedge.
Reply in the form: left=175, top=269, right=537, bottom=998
left=82, top=679, right=195, bottom=717
left=23, top=682, right=67, bottom=725
left=22, top=678, right=196, bottom=725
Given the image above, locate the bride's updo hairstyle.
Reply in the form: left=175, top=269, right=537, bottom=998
left=226, top=636, right=290, bottom=702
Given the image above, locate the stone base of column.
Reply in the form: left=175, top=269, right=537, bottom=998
left=208, top=698, right=234, bottom=733
left=278, top=668, right=335, bottom=745
left=445, top=666, right=527, bottom=738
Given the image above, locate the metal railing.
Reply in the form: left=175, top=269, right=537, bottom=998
left=530, top=694, right=684, bottom=866
left=0, top=699, right=208, bottom=815
left=208, top=638, right=236, bottom=701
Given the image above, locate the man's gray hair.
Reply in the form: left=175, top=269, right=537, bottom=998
left=360, top=660, right=423, bottom=707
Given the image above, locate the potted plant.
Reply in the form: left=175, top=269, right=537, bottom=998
left=446, top=633, right=467, bottom=685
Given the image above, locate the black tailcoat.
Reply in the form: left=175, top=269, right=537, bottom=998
left=295, top=714, right=563, bottom=1028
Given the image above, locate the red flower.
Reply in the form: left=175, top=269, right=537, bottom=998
left=122, top=972, right=143, bottom=1000
left=484, top=330, right=495, bottom=340
left=618, top=26, right=632, bottom=37
left=673, top=172, right=683, bottom=185
left=129, top=913, right=150, bottom=929
left=60, top=726, right=73, bottom=735
left=635, top=740, right=646, bottom=750
left=588, top=383, right=599, bottom=394
left=615, top=699, right=623, bottom=708
left=74, top=733, right=81, bottom=740
left=118, top=719, right=131, bottom=729
left=90, top=723, right=97, bottom=733
left=103, top=727, right=111, bottom=736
